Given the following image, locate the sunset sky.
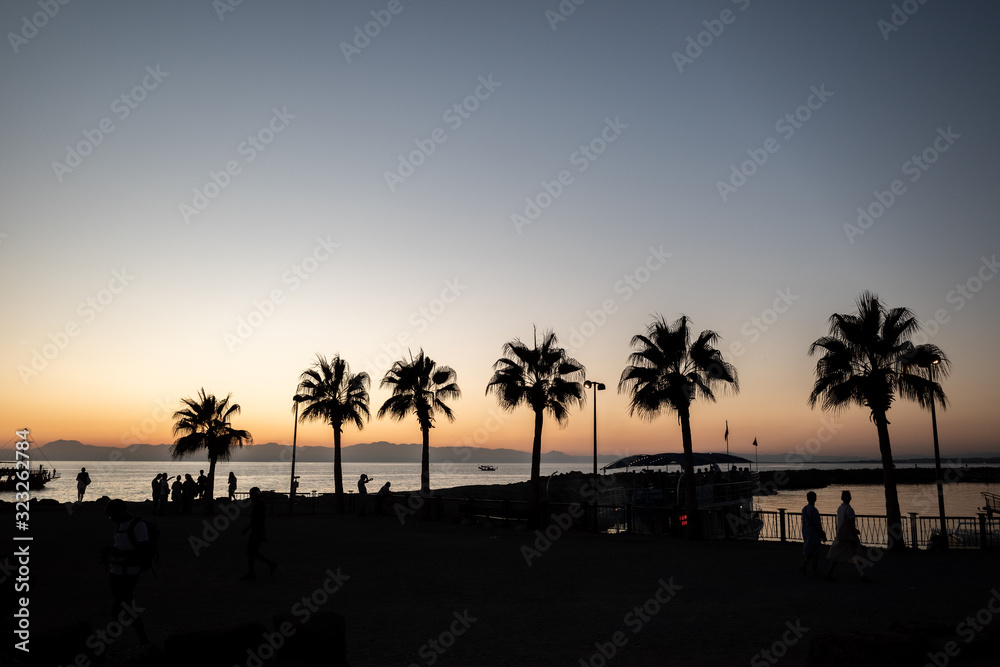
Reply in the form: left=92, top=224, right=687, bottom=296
left=2, top=1, right=998, bottom=461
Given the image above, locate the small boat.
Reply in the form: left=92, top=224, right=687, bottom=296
left=478, top=465, right=496, bottom=472
left=0, top=463, right=59, bottom=492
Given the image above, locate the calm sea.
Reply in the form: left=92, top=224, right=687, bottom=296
left=8, top=460, right=998, bottom=518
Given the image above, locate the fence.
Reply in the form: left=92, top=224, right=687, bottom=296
left=757, top=508, right=1000, bottom=550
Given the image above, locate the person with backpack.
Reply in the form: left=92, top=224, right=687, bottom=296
left=102, top=499, right=152, bottom=646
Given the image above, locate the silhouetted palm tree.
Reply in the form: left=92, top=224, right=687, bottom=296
left=486, top=329, right=585, bottom=509
left=619, top=315, right=739, bottom=538
left=809, top=292, right=949, bottom=550
left=377, top=350, right=460, bottom=494
left=294, top=354, right=371, bottom=513
left=172, top=388, right=253, bottom=514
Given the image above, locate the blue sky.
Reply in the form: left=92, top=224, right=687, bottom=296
left=2, top=0, right=998, bottom=458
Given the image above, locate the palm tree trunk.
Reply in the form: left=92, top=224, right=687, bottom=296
left=421, top=426, right=430, bottom=495
left=334, top=426, right=344, bottom=514
left=679, top=407, right=699, bottom=539
left=204, top=455, right=217, bottom=516
left=873, top=411, right=904, bottom=551
left=530, top=409, right=544, bottom=522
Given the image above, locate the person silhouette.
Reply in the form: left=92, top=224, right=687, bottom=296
left=158, top=473, right=170, bottom=515
left=182, top=474, right=197, bottom=513
left=357, top=474, right=372, bottom=517
left=197, top=470, right=208, bottom=500
left=241, top=487, right=277, bottom=580
left=151, top=473, right=161, bottom=506
left=76, top=467, right=91, bottom=502
left=102, top=499, right=151, bottom=646
left=170, top=475, right=182, bottom=514
left=799, top=491, right=824, bottom=575
left=825, top=490, right=870, bottom=582
left=228, top=471, right=238, bottom=501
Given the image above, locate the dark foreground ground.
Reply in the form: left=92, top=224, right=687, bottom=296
left=4, top=499, right=1000, bottom=666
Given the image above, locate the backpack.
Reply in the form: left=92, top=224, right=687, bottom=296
left=126, top=517, right=160, bottom=574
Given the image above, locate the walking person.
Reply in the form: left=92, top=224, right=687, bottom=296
left=228, top=471, right=238, bottom=501
left=826, top=490, right=870, bottom=582
left=240, top=487, right=277, bottom=580
left=101, top=499, right=151, bottom=647
left=799, top=491, right=825, bottom=575
left=76, top=467, right=91, bottom=502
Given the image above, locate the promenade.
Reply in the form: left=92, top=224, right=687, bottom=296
left=9, top=499, right=1000, bottom=666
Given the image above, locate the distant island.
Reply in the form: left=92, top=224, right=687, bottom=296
left=31, top=439, right=619, bottom=464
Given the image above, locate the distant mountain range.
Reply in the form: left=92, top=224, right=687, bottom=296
left=30, top=439, right=617, bottom=464
left=22, top=440, right=1000, bottom=465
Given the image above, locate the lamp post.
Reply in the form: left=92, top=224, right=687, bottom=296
left=289, top=400, right=299, bottom=515
left=584, top=380, right=606, bottom=487
left=923, top=355, right=948, bottom=549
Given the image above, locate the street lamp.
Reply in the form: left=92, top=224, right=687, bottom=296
left=289, top=399, right=299, bottom=515
left=922, top=355, right=948, bottom=549
left=584, top=380, right=606, bottom=486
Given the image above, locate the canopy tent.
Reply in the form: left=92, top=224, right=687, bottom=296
left=602, top=452, right=751, bottom=471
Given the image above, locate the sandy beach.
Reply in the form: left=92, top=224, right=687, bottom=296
left=6, top=497, right=1000, bottom=666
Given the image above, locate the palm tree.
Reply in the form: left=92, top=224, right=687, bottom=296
left=377, top=350, right=461, bottom=494
left=618, top=315, right=739, bottom=538
left=486, top=329, right=585, bottom=509
left=171, top=388, right=253, bottom=514
left=293, top=354, right=371, bottom=513
left=809, top=292, right=950, bottom=550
